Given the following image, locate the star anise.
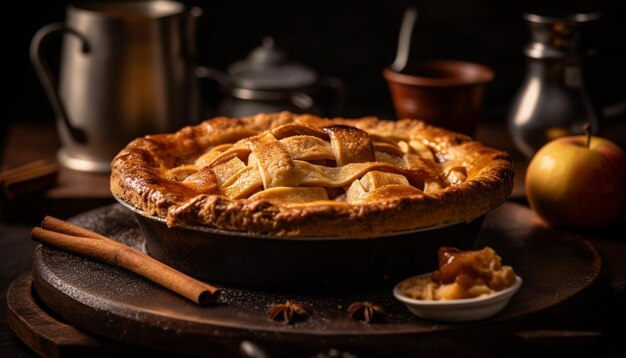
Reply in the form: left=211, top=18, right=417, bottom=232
left=267, top=300, right=311, bottom=324
left=347, top=301, right=386, bottom=323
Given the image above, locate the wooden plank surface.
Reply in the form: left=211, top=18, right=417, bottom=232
left=1, top=122, right=112, bottom=200
left=6, top=274, right=112, bottom=358
left=1, top=123, right=114, bottom=222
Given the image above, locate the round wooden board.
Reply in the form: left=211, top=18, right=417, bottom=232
left=6, top=273, right=136, bottom=358
left=30, top=202, right=602, bottom=356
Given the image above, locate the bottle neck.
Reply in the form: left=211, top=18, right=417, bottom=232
left=526, top=57, right=584, bottom=88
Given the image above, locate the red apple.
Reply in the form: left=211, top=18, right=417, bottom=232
left=525, top=132, right=626, bottom=230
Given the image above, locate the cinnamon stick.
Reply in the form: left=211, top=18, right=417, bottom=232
left=32, top=216, right=220, bottom=305
left=0, top=160, right=54, bottom=181
left=0, top=160, right=58, bottom=198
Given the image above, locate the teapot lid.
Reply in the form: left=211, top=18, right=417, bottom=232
left=227, top=37, right=318, bottom=91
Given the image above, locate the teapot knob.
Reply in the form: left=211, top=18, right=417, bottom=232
left=248, top=37, right=289, bottom=66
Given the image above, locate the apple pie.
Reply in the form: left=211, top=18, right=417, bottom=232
left=111, top=112, right=513, bottom=237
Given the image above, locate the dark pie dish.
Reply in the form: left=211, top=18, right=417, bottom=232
left=110, top=112, right=513, bottom=291
left=116, top=196, right=485, bottom=291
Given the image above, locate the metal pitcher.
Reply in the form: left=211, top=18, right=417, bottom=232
left=31, top=0, right=202, bottom=172
left=507, top=11, right=626, bottom=158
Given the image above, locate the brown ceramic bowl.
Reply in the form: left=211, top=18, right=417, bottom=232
left=383, top=60, right=494, bottom=136
left=116, top=197, right=484, bottom=292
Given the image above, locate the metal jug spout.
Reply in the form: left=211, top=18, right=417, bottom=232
left=195, top=66, right=229, bottom=91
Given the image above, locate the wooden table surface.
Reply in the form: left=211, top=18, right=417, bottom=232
left=1, top=122, right=113, bottom=222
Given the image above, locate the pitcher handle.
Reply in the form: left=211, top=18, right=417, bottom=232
left=30, top=22, right=90, bottom=143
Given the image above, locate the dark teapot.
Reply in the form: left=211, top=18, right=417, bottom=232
left=197, top=37, right=345, bottom=117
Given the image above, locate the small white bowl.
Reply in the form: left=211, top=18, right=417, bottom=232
left=393, top=273, right=523, bottom=322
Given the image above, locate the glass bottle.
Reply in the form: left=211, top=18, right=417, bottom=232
left=507, top=12, right=601, bottom=158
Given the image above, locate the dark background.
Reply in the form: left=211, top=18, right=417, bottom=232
left=7, top=0, right=626, bottom=126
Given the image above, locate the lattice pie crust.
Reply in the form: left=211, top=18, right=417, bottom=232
left=111, top=112, right=513, bottom=237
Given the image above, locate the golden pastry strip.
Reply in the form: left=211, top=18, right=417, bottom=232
left=207, top=141, right=250, bottom=168
left=360, top=171, right=409, bottom=191
left=165, top=165, right=198, bottom=181
left=249, top=187, right=329, bottom=204
left=220, top=166, right=263, bottom=199
left=360, top=184, right=424, bottom=202
left=294, top=160, right=424, bottom=189
left=246, top=132, right=299, bottom=188
left=345, top=180, right=368, bottom=202
left=373, top=141, right=405, bottom=156
left=408, top=140, right=436, bottom=162
left=324, top=125, right=375, bottom=165
left=195, top=143, right=233, bottom=167
left=346, top=179, right=424, bottom=203
left=164, top=122, right=467, bottom=203
left=280, top=135, right=334, bottom=161
left=181, top=167, right=220, bottom=195
left=209, top=157, right=243, bottom=185
left=374, top=151, right=405, bottom=168
left=271, top=123, right=328, bottom=140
